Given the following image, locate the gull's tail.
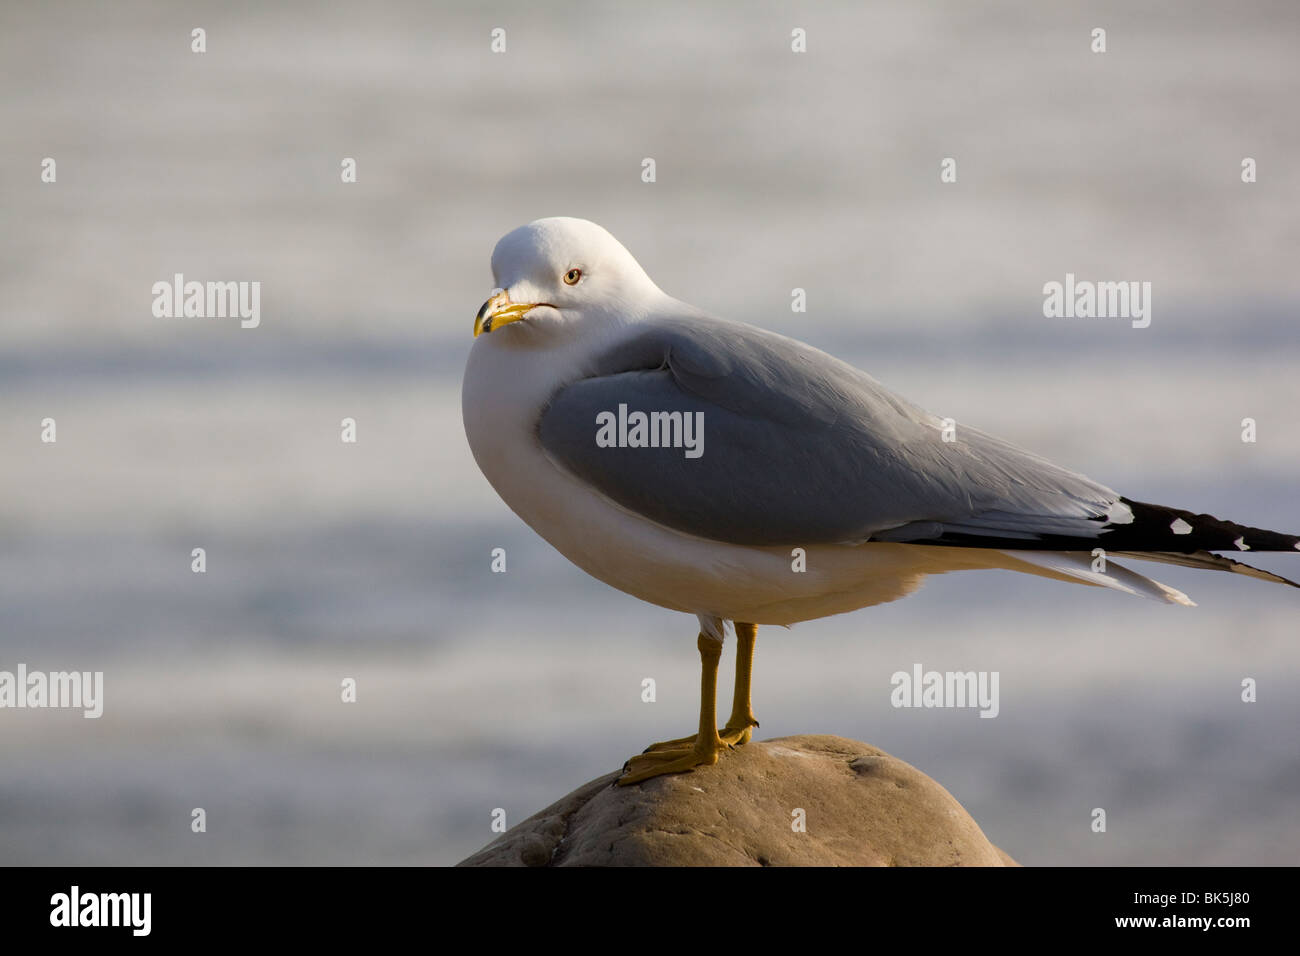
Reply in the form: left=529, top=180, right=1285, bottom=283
left=915, top=502, right=1300, bottom=606
left=1044, top=498, right=1300, bottom=595
left=890, top=497, right=1300, bottom=601
left=999, top=550, right=1199, bottom=606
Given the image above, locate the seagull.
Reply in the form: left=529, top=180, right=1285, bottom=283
left=461, top=217, right=1299, bottom=785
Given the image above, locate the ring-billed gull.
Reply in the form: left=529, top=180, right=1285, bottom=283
left=461, top=217, right=1299, bottom=785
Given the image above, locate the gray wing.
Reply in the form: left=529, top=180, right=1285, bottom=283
left=536, top=314, right=1119, bottom=547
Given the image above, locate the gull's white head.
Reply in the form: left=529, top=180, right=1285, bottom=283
left=473, top=217, right=664, bottom=339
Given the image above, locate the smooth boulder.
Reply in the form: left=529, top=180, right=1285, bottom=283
left=458, top=734, right=1019, bottom=867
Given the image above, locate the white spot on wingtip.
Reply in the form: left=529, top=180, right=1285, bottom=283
left=1234, top=536, right=1250, bottom=551
left=1170, top=518, right=1193, bottom=535
left=1106, top=500, right=1135, bottom=525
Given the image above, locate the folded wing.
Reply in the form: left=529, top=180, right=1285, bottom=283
left=538, top=315, right=1117, bottom=546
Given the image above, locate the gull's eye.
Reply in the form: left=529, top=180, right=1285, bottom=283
left=563, top=268, right=582, bottom=285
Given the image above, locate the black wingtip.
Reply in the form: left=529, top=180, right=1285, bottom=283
left=1114, top=498, right=1300, bottom=554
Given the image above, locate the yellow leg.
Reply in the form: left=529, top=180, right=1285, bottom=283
left=646, top=621, right=760, bottom=750
left=642, top=621, right=759, bottom=754
left=633, top=624, right=762, bottom=762
left=721, top=622, right=760, bottom=745
left=618, top=633, right=724, bottom=785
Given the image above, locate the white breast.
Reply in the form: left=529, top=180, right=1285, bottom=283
left=460, top=326, right=983, bottom=626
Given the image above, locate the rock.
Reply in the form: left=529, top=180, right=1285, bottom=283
left=458, top=734, right=1019, bottom=866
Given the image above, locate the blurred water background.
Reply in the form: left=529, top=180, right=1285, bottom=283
left=2, top=0, right=1298, bottom=865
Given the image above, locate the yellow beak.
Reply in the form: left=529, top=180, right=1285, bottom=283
left=474, top=291, right=539, bottom=337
